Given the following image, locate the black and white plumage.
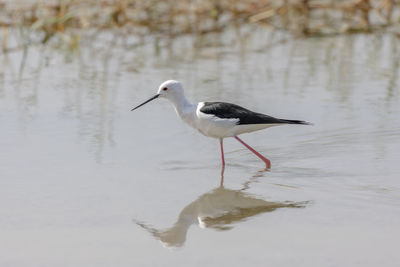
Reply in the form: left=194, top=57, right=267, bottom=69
left=132, top=80, right=311, bottom=170
left=200, top=102, right=310, bottom=126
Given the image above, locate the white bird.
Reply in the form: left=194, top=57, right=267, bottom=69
left=132, top=80, right=311, bottom=171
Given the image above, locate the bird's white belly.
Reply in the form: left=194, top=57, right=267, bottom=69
left=193, top=109, right=278, bottom=138
left=195, top=116, right=239, bottom=138
left=179, top=103, right=280, bottom=138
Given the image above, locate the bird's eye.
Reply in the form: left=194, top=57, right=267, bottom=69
left=163, top=87, right=168, bottom=91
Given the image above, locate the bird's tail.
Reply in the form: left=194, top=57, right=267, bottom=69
left=280, top=119, right=313, bottom=125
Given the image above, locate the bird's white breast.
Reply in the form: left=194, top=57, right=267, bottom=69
left=193, top=102, right=239, bottom=138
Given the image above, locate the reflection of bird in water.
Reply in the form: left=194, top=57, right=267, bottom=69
left=135, top=186, right=307, bottom=248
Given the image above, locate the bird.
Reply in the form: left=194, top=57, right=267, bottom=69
left=131, top=80, right=311, bottom=172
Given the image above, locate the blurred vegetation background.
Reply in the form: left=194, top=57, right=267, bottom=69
left=1, top=0, right=400, bottom=53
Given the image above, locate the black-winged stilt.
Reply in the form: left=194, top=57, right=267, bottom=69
left=132, top=80, right=311, bottom=172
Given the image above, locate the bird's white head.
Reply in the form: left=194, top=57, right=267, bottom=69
left=156, top=80, right=184, bottom=100
left=131, top=80, right=185, bottom=111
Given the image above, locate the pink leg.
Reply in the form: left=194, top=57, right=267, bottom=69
left=220, top=138, right=225, bottom=167
left=220, top=138, right=225, bottom=181
left=234, top=136, right=271, bottom=169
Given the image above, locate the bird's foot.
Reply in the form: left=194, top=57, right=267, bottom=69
left=265, top=159, right=271, bottom=169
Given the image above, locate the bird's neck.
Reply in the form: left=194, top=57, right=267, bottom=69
left=169, top=94, right=194, bottom=115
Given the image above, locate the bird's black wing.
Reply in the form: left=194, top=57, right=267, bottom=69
left=200, top=102, right=294, bottom=125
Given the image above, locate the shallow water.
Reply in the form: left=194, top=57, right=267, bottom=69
left=1, top=28, right=400, bottom=266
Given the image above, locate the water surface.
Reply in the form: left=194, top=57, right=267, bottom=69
left=1, top=28, right=400, bottom=266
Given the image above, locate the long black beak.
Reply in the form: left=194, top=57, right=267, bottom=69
left=131, top=94, right=160, bottom=111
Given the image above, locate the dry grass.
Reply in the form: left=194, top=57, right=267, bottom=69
left=1, top=0, right=400, bottom=52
